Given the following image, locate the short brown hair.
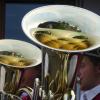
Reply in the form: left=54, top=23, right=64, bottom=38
left=85, top=55, right=100, bottom=66
left=81, top=48, right=100, bottom=66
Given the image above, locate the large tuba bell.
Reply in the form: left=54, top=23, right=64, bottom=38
left=22, top=5, right=100, bottom=99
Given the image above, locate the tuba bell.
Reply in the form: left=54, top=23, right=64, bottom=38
left=21, top=5, right=100, bottom=100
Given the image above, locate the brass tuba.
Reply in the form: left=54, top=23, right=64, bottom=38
left=0, top=39, right=42, bottom=95
left=21, top=5, right=100, bottom=100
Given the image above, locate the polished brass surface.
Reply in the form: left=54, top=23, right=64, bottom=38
left=0, top=91, right=21, bottom=100
left=0, top=64, right=22, bottom=94
left=41, top=48, right=77, bottom=99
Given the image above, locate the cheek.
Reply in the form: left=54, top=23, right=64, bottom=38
left=79, top=66, right=92, bottom=79
left=83, top=68, right=94, bottom=78
left=81, top=68, right=96, bottom=84
left=79, top=67, right=87, bottom=76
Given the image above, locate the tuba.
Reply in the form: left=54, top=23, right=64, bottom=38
left=0, top=39, right=42, bottom=95
left=21, top=5, right=100, bottom=100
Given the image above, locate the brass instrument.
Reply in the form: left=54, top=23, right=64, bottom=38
left=0, top=39, right=42, bottom=95
left=0, top=91, right=21, bottom=100
left=1, top=5, right=100, bottom=100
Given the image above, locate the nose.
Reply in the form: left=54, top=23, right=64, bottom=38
left=76, top=55, right=83, bottom=78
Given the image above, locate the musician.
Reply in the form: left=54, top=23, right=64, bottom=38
left=78, top=50, right=100, bottom=100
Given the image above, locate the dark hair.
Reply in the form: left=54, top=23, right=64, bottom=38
left=86, top=55, right=100, bottom=66
left=80, top=48, right=100, bottom=66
